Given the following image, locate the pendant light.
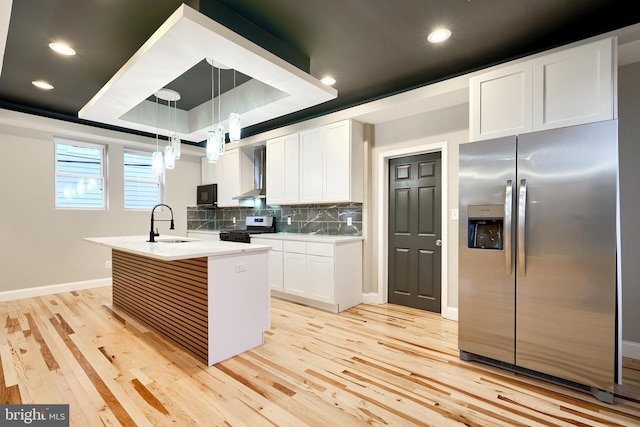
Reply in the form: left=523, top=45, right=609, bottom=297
left=215, top=66, right=225, bottom=155
left=155, top=89, right=180, bottom=170
left=164, top=100, right=176, bottom=170
left=229, top=69, right=241, bottom=142
left=206, top=59, right=221, bottom=163
left=170, top=98, right=181, bottom=160
left=151, top=95, right=164, bottom=175
left=164, top=145, right=175, bottom=169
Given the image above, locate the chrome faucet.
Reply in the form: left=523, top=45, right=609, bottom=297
left=148, top=203, right=175, bottom=242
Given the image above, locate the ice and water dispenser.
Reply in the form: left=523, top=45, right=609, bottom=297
left=467, top=205, right=504, bottom=250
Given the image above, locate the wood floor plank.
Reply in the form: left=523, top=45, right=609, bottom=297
left=1, top=286, right=640, bottom=426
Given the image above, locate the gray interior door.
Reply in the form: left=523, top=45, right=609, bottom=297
left=388, top=152, right=441, bottom=312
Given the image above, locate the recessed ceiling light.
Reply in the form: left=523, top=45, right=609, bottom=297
left=321, top=76, right=336, bottom=86
left=428, top=28, right=452, bottom=43
left=49, top=42, right=76, bottom=56
left=32, top=80, right=54, bottom=90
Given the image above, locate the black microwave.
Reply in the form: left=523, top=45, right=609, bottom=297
left=197, top=184, right=217, bottom=207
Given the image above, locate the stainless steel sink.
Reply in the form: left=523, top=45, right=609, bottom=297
left=155, top=238, right=192, bottom=243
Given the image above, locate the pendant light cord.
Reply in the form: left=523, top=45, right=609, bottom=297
left=155, top=95, right=159, bottom=151
left=218, top=67, right=222, bottom=125
left=211, top=61, right=216, bottom=126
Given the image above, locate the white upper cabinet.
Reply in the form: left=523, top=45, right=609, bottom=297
left=299, top=119, right=364, bottom=204
left=200, top=146, right=254, bottom=207
left=470, top=37, right=615, bottom=141
left=299, top=127, right=324, bottom=202
left=533, top=37, right=614, bottom=130
left=266, top=133, right=300, bottom=205
left=470, top=61, right=533, bottom=141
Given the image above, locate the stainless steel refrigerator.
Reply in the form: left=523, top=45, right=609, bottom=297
left=458, top=120, right=618, bottom=403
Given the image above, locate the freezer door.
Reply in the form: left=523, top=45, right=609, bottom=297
left=458, top=136, right=516, bottom=364
left=516, top=120, right=617, bottom=392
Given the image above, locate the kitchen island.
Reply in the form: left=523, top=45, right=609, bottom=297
left=85, top=235, right=270, bottom=365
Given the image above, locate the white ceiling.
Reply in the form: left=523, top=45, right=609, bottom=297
left=77, top=4, right=336, bottom=142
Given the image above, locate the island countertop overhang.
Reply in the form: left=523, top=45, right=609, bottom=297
left=85, top=235, right=270, bottom=261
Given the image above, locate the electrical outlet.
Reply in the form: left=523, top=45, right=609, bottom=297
left=235, top=263, right=247, bottom=273
left=287, top=217, right=292, bottom=225
left=232, top=217, right=236, bottom=224
left=451, top=208, right=459, bottom=221
left=347, top=217, right=353, bottom=226
left=105, top=260, right=112, bottom=269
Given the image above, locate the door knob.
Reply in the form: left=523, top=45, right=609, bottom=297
left=436, top=239, right=442, bottom=247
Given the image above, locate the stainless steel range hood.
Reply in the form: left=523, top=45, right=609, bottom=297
left=233, top=145, right=266, bottom=200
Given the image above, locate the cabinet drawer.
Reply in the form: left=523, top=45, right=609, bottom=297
left=284, top=240, right=307, bottom=254
left=306, top=242, right=334, bottom=257
left=252, top=238, right=283, bottom=251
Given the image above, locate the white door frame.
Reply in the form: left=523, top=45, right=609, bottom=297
left=376, top=141, right=450, bottom=317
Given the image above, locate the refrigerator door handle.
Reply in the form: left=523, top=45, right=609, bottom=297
left=504, top=180, right=513, bottom=275
left=518, top=179, right=528, bottom=275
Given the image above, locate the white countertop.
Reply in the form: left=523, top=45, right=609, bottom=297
left=85, top=235, right=270, bottom=261
left=251, top=233, right=363, bottom=244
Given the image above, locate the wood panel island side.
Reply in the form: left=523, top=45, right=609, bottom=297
left=85, top=236, right=270, bottom=365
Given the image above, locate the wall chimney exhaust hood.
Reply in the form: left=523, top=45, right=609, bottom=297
left=233, top=145, right=266, bottom=200
left=78, top=3, right=337, bottom=142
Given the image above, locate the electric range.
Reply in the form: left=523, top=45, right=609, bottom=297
left=219, top=216, right=276, bottom=243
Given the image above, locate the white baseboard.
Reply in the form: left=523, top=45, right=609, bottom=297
left=443, top=307, right=458, bottom=321
left=623, top=340, right=640, bottom=359
left=361, top=292, right=383, bottom=304
left=0, top=278, right=112, bottom=302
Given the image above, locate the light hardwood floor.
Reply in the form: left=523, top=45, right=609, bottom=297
left=1, top=286, right=639, bottom=426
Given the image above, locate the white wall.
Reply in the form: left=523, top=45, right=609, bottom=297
left=0, top=110, right=202, bottom=294
left=618, top=62, right=640, bottom=349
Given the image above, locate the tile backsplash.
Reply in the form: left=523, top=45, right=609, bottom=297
left=187, top=203, right=362, bottom=236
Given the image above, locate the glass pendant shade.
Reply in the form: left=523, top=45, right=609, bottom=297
left=215, top=125, right=225, bottom=154
left=152, top=150, right=164, bottom=175
left=164, top=145, right=176, bottom=169
left=229, top=112, right=241, bottom=142
left=170, top=134, right=181, bottom=159
left=206, top=131, right=220, bottom=163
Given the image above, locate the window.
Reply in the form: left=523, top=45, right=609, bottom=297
left=124, top=150, right=163, bottom=209
left=55, top=139, right=106, bottom=209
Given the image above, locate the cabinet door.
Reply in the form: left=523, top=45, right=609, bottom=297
left=470, top=61, right=533, bottom=141
left=282, top=133, right=300, bottom=203
left=216, top=148, right=240, bottom=207
left=266, top=138, right=284, bottom=204
left=201, top=157, right=218, bottom=185
left=268, top=251, right=284, bottom=292
left=533, top=38, right=614, bottom=130
left=252, top=238, right=284, bottom=292
left=299, top=127, right=324, bottom=202
left=283, top=252, right=307, bottom=296
left=307, top=255, right=335, bottom=304
left=323, top=121, right=350, bottom=202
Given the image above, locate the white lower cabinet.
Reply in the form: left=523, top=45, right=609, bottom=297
left=268, top=251, right=284, bottom=292
left=283, top=251, right=307, bottom=296
left=277, top=238, right=362, bottom=313
left=307, top=255, right=334, bottom=304
left=252, top=238, right=284, bottom=292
